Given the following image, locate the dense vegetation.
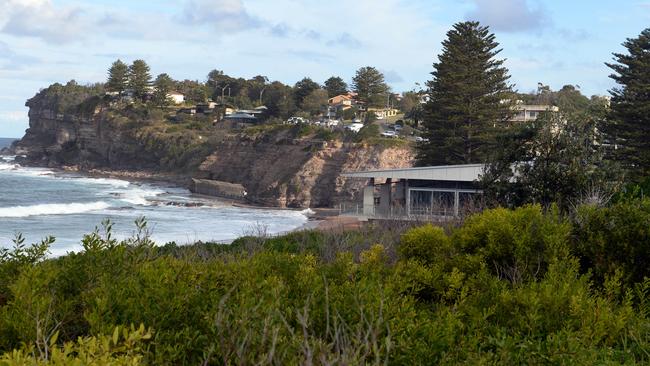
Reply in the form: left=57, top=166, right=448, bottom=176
left=0, top=201, right=648, bottom=365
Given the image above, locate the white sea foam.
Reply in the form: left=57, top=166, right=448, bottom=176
left=74, top=177, right=131, bottom=188
left=118, top=187, right=164, bottom=206
left=0, top=162, right=18, bottom=171
left=0, top=201, right=110, bottom=218
left=301, top=208, right=315, bottom=215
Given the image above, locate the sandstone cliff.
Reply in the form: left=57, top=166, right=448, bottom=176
left=14, top=87, right=414, bottom=208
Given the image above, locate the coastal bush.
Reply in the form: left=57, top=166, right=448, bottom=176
left=0, top=205, right=648, bottom=365
left=572, top=198, right=650, bottom=289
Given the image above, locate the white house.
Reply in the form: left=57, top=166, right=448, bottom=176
left=168, top=92, right=185, bottom=105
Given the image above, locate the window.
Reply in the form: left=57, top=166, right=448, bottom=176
left=527, top=111, right=538, bottom=119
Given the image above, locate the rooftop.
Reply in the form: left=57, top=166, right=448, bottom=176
left=341, top=164, right=485, bottom=182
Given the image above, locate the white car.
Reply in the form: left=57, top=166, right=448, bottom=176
left=415, top=136, right=429, bottom=142
left=381, top=130, right=397, bottom=138
left=346, top=123, right=364, bottom=133
left=286, top=116, right=307, bottom=124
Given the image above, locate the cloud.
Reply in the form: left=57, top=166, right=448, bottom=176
left=0, top=40, right=40, bottom=70
left=381, top=69, right=404, bottom=84
left=465, top=0, right=548, bottom=33
left=557, top=28, right=591, bottom=42
left=180, top=0, right=261, bottom=32
left=0, top=110, right=27, bottom=123
left=270, top=23, right=291, bottom=37
left=327, top=32, right=363, bottom=48
left=0, top=0, right=88, bottom=43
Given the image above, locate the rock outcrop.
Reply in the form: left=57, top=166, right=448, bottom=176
left=195, top=139, right=413, bottom=207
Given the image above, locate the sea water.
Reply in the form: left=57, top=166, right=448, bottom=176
left=0, top=155, right=309, bottom=256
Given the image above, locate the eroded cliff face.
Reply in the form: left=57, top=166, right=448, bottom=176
left=14, top=100, right=160, bottom=170
left=15, top=95, right=414, bottom=208
left=196, top=140, right=413, bottom=207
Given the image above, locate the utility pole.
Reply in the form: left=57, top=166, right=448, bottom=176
left=221, top=84, right=230, bottom=103
left=259, top=86, right=267, bottom=106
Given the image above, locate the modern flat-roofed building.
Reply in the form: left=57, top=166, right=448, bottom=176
left=510, top=104, right=559, bottom=123
left=341, top=164, right=485, bottom=218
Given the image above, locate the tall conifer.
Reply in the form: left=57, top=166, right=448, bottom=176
left=417, top=21, right=513, bottom=166
left=128, top=59, right=152, bottom=101
left=605, top=28, right=650, bottom=181
left=106, top=59, right=128, bottom=96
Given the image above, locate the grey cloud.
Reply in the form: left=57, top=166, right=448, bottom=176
left=0, top=1, right=88, bottom=43
left=381, top=69, right=404, bottom=84
left=0, top=41, right=13, bottom=58
left=557, top=28, right=591, bottom=42
left=465, top=0, right=548, bottom=33
left=181, top=0, right=261, bottom=32
left=0, top=41, right=40, bottom=71
left=269, top=22, right=321, bottom=41
left=270, top=23, right=291, bottom=37
left=304, top=30, right=321, bottom=41
left=327, top=32, right=362, bottom=48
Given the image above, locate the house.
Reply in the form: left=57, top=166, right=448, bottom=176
left=328, top=94, right=354, bottom=108
left=367, top=107, right=399, bottom=120
left=341, top=164, right=485, bottom=218
left=177, top=107, right=196, bottom=115
left=168, top=92, right=185, bottom=105
left=223, top=112, right=258, bottom=125
left=510, top=103, right=559, bottom=123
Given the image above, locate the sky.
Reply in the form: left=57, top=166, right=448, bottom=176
left=0, top=0, right=649, bottom=137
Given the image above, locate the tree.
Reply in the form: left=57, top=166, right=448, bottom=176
left=399, top=91, right=425, bottom=125
left=302, top=89, right=329, bottom=116
left=293, top=78, right=320, bottom=109
left=324, top=76, right=348, bottom=98
left=416, top=21, right=514, bottom=166
left=177, top=80, right=208, bottom=104
left=128, top=60, right=152, bottom=101
left=106, top=60, right=129, bottom=96
left=264, top=81, right=296, bottom=120
left=605, top=28, right=650, bottom=181
left=152, top=73, right=174, bottom=108
left=482, top=111, right=619, bottom=209
left=351, top=67, right=389, bottom=107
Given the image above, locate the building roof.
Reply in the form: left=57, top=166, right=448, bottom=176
left=224, top=112, right=256, bottom=120
left=341, top=164, right=485, bottom=182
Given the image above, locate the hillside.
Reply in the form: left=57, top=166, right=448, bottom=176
left=11, top=83, right=413, bottom=208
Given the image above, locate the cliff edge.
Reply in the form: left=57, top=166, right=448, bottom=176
left=13, top=84, right=414, bottom=208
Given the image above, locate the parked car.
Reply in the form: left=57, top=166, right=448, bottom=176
left=415, top=136, right=429, bottom=142
left=381, top=130, right=398, bottom=138
left=346, top=123, right=364, bottom=133
left=286, top=116, right=307, bottom=124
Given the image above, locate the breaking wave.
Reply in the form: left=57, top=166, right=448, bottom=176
left=0, top=201, right=110, bottom=218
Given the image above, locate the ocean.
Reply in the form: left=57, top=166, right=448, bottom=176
left=0, top=138, right=17, bottom=149
left=0, top=155, right=309, bottom=256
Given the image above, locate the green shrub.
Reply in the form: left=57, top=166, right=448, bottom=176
left=452, top=205, right=571, bottom=283
left=572, top=199, right=650, bottom=288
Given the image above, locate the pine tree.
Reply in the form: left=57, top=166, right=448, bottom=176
left=417, top=21, right=513, bottom=166
left=324, top=76, right=348, bottom=98
left=605, top=28, right=650, bottom=181
left=128, top=59, right=152, bottom=101
left=152, top=73, right=175, bottom=108
left=351, top=67, right=389, bottom=107
left=106, top=59, right=128, bottom=96
left=293, top=77, right=320, bottom=109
